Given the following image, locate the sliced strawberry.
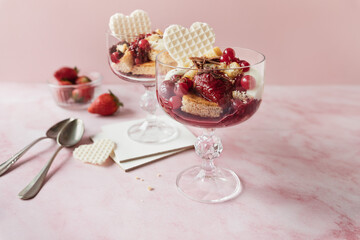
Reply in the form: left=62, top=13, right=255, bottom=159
left=194, top=73, right=233, bottom=104
left=174, top=82, right=189, bottom=96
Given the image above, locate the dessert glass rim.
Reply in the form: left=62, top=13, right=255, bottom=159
left=155, top=47, right=266, bottom=71
left=47, top=72, right=102, bottom=88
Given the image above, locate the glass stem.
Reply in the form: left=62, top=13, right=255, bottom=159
left=195, top=128, right=223, bottom=174
left=140, top=85, right=158, bottom=123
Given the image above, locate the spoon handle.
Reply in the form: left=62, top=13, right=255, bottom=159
left=0, top=137, right=48, bottom=176
left=18, top=146, right=63, bottom=200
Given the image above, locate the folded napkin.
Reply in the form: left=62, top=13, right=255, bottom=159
left=91, top=116, right=196, bottom=171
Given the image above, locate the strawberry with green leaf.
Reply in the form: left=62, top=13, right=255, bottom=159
left=54, top=66, right=79, bottom=83
left=88, top=90, right=123, bottom=116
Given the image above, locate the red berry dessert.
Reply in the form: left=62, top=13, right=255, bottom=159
left=109, top=30, right=172, bottom=77
left=157, top=47, right=264, bottom=128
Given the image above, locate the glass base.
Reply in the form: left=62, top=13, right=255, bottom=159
left=176, top=165, right=242, bottom=203
left=127, top=119, right=178, bottom=143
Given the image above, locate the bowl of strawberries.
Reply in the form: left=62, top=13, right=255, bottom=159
left=48, top=66, right=102, bottom=109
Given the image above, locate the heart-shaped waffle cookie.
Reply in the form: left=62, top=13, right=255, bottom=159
left=73, top=139, right=116, bottom=165
left=109, top=9, right=151, bottom=42
left=163, top=22, right=215, bottom=67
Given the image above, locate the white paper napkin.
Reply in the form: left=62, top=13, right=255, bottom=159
left=91, top=116, right=196, bottom=171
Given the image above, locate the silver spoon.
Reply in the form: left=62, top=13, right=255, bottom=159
left=0, top=118, right=73, bottom=176
left=18, top=119, right=84, bottom=200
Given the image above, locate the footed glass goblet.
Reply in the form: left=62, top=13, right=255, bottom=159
left=156, top=47, right=265, bottom=203
left=106, top=31, right=177, bottom=143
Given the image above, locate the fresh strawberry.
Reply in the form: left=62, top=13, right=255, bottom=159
left=54, top=67, right=79, bottom=83
left=58, top=80, right=73, bottom=86
left=194, top=73, right=233, bottom=104
left=72, top=86, right=94, bottom=103
left=75, top=76, right=92, bottom=85
left=88, top=90, right=123, bottom=116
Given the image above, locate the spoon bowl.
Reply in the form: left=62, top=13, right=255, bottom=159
left=57, top=119, right=85, bottom=147
left=46, top=118, right=74, bottom=139
left=18, top=119, right=84, bottom=200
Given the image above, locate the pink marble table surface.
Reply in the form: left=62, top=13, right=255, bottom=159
left=0, top=82, right=359, bottom=240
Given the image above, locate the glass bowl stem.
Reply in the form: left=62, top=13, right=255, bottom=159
left=176, top=129, right=242, bottom=203
left=127, top=84, right=178, bottom=143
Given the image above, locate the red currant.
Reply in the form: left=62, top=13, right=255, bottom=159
left=238, top=60, right=250, bottom=72
left=138, top=39, right=150, bottom=50
left=110, top=52, right=120, bottom=63
left=169, top=96, right=182, bottom=109
left=241, top=75, right=256, bottom=90
left=174, top=82, right=189, bottom=96
left=220, top=54, right=232, bottom=65
left=234, top=74, right=244, bottom=90
left=223, top=48, right=236, bottom=60
left=159, top=80, right=175, bottom=100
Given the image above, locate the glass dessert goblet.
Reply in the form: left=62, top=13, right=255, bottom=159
left=106, top=31, right=178, bottom=143
left=156, top=47, right=265, bottom=203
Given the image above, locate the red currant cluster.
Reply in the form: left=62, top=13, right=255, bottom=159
left=220, top=48, right=250, bottom=72
left=218, top=48, right=256, bottom=91
left=128, top=34, right=151, bottom=65
left=159, top=75, right=194, bottom=109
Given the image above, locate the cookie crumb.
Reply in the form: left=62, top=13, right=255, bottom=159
left=157, top=173, right=162, bottom=177
left=147, top=186, right=154, bottom=191
left=136, top=177, right=141, bottom=180
left=141, top=179, right=144, bottom=181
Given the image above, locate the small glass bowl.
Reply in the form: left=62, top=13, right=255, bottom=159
left=47, top=72, right=102, bottom=109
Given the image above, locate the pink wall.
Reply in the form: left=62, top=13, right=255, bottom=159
left=0, top=0, right=359, bottom=85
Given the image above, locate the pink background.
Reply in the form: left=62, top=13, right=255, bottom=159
left=0, top=0, right=359, bottom=85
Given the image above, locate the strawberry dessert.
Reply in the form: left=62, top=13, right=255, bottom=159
left=157, top=47, right=264, bottom=128
left=108, top=10, right=172, bottom=78
left=108, top=30, right=172, bottom=77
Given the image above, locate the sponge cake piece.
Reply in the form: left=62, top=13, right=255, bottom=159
left=181, top=93, right=223, bottom=118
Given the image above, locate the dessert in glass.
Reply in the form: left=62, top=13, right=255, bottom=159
left=106, top=11, right=177, bottom=143
left=156, top=47, right=265, bottom=203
